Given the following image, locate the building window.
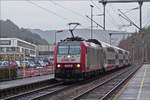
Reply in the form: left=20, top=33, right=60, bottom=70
left=0, top=47, right=6, bottom=52
left=17, top=40, right=35, bottom=50
left=6, top=47, right=15, bottom=52
left=0, top=40, right=11, bottom=45
left=30, top=50, right=35, bottom=55
left=16, top=47, right=20, bottom=52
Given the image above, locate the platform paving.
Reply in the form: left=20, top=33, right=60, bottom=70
left=114, top=64, right=150, bottom=100
left=0, top=74, right=54, bottom=90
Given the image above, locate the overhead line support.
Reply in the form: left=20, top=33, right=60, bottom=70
left=99, top=0, right=150, bottom=3
left=138, top=0, right=143, bottom=31
left=86, top=15, right=104, bottom=29
left=102, top=0, right=107, bottom=30
left=99, top=0, right=149, bottom=32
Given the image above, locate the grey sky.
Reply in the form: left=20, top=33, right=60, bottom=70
left=1, top=0, right=150, bottom=32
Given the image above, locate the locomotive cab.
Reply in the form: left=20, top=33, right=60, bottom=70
left=54, top=41, right=84, bottom=81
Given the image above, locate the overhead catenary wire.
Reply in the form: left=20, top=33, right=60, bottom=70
left=50, top=1, right=107, bottom=30
left=91, top=1, right=121, bottom=30
left=143, top=19, right=150, bottom=28
left=26, top=0, right=104, bottom=38
left=106, top=9, right=121, bottom=30
left=90, top=0, right=101, bottom=10
left=93, top=3, right=129, bottom=44
left=118, top=9, right=140, bottom=30
left=26, top=0, right=70, bottom=22
left=50, top=0, right=87, bottom=19
left=50, top=0, right=95, bottom=29
left=109, top=4, right=128, bottom=30
left=90, top=0, right=117, bottom=40
left=143, top=8, right=150, bottom=28
left=109, top=4, right=132, bottom=30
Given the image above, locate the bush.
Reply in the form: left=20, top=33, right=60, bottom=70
left=0, top=67, right=17, bottom=81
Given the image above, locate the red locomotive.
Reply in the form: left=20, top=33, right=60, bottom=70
left=54, top=37, right=130, bottom=81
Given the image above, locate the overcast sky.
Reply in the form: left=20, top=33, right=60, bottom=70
left=1, top=0, right=150, bottom=32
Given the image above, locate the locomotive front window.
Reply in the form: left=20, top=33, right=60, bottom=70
left=58, top=46, right=69, bottom=55
left=69, top=46, right=80, bottom=55
left=58, top=45, right=80, bottom=55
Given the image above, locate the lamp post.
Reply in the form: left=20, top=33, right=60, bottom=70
left=90, top=5, right=94, bottom=39
left=109, top=33, right=112, bottom=45
left=54, top=30, right=63, bottom=45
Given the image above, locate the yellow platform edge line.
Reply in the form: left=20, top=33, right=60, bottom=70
left=136, top=65, right=147, bottom=100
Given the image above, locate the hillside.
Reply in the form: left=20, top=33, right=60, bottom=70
left=0, top=19, right=48, bottom=45
left=29, top=28, right=125, bottom=46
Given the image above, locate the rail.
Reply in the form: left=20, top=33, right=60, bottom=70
left=71, top=65, right=141, bottom=100
left=0, top=79, right=56, bottom=99
left=3, top=81, right=63, bottom=100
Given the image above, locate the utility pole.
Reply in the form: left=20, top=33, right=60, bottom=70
left=90, top=5, right=94, bottom=39
left=102, top=0, right=107, bottom=30
left=99, top=0, right=107, bottom=30
left=138, top=0, right=143, bottom=31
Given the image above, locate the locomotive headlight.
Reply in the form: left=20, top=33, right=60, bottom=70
left=67, top=55, right=71, bottom=58
left=57, top=64, right=61, bottom=68
left=76, top=64, right=80, bottom=68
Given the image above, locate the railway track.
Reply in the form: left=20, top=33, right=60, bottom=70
left=71, top=65, right=141, bottom=100
left=1, top=65, right=141, bottom=100
left=47, top=65, right=141, bottom=100
left=0, top=79, right=56, bottom=99
left=0, top=79, right=60, bottom=100
left=2, top=81, right=65, bottom=100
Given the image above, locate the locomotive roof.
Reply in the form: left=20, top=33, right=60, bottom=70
left=58, top=41, right=81, bottom=45
left=82, top=41, right=102, bottom=48
left=58, top=39, right=128, bottom=53
left=99, top=40, right=129, bottom=53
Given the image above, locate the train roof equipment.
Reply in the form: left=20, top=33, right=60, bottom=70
left=68, top=22, right=81, bottom=38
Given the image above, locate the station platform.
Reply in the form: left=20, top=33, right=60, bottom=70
left=0, top=74, right=54, bottom=90
left=114, top=64, right=150, bottom=100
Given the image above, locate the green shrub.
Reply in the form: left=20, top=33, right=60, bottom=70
left=0, top=68, right=17, bottom=81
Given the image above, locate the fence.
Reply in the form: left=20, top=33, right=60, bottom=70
left=0, top=65, right=54, bottom=81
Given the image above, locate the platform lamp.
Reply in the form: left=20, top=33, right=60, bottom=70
left=54, top=30, right=63, bottom=45
left=90, top=5, right=94, bottom=39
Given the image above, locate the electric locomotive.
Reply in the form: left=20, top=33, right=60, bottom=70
left=54, top=37, right=130, bottom=81
left=54, top=38, right=105, bottom=81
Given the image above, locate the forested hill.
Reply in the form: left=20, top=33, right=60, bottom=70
left=0, top=19, right=48, bottom=45
left=119, top=26, right=150, bottom=63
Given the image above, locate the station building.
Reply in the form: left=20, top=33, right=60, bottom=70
left=36, top=44, right=55, bottom=60
left=0, top=38, right=37, bottom=61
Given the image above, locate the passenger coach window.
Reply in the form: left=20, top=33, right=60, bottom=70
left=107, top=47, right=115, bottom=52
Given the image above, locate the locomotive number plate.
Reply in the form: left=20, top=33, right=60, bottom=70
left=64, top=64, right=73, bottom=67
